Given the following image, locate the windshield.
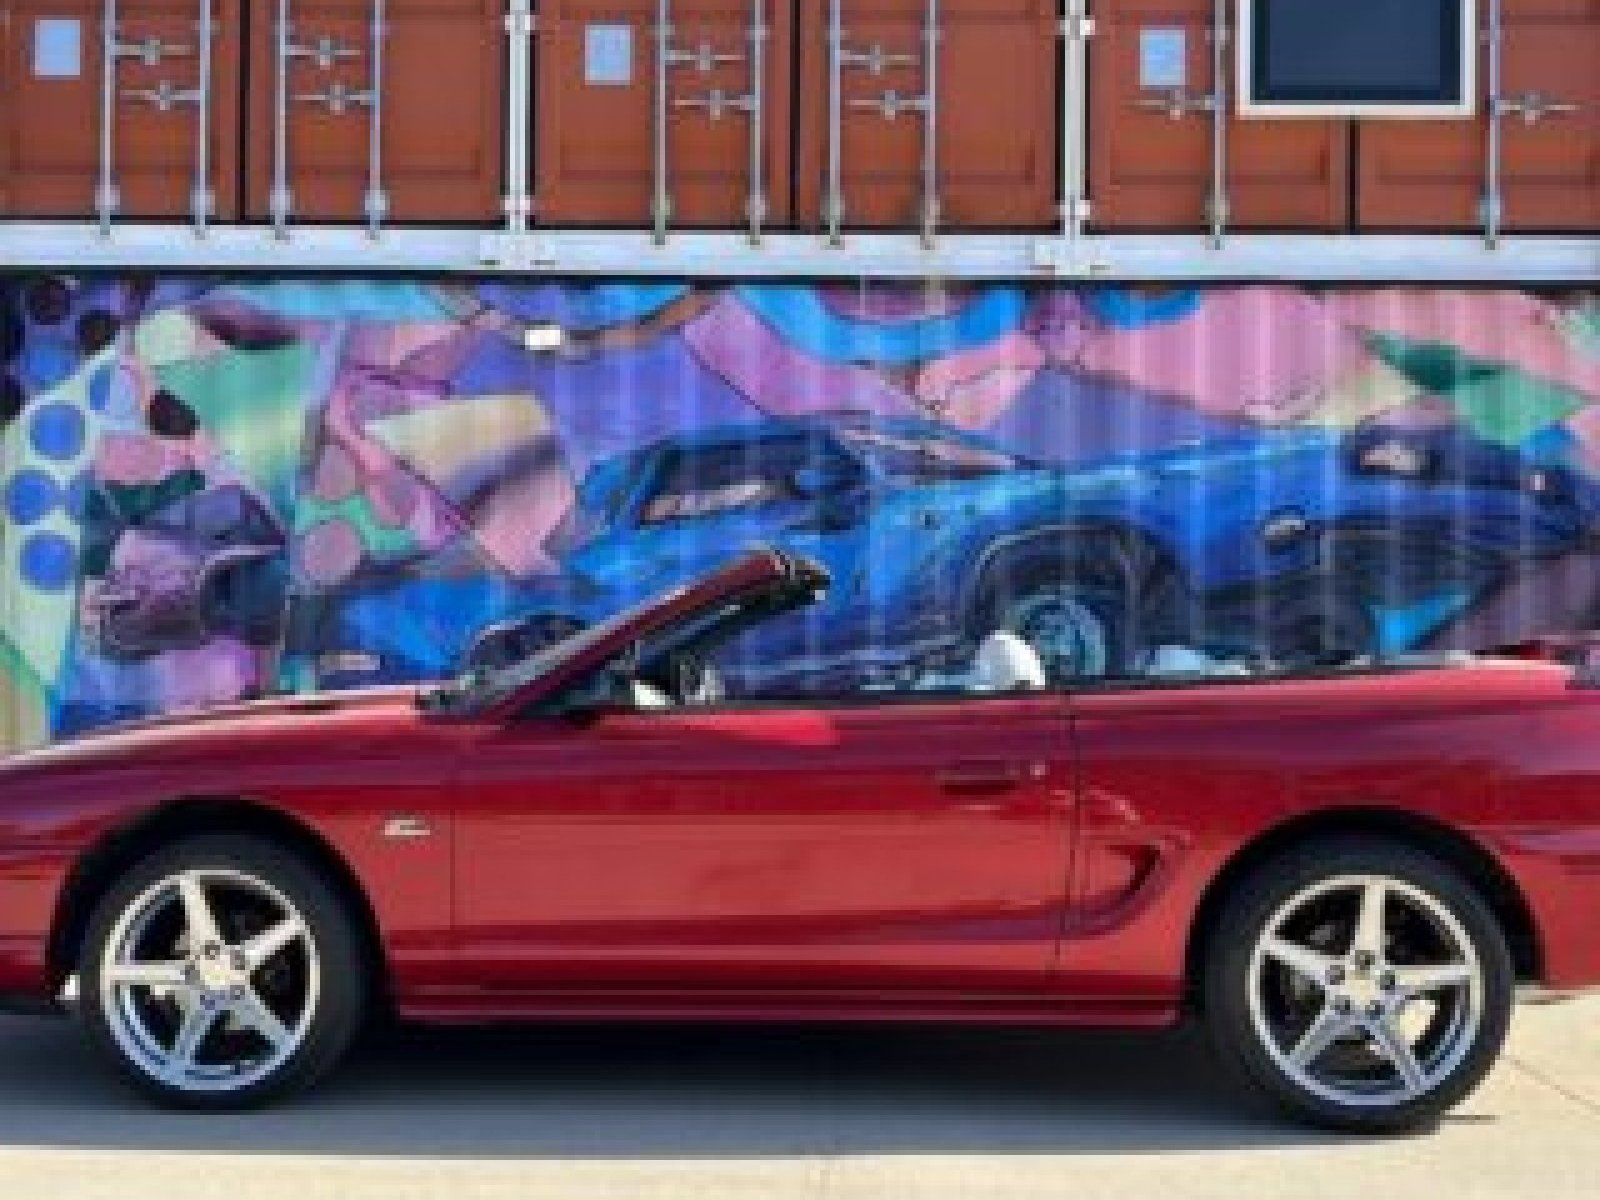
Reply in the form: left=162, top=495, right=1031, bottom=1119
left=836, top=427, right=1028, bottom=482
left=427, top=582, right=694, bottom=715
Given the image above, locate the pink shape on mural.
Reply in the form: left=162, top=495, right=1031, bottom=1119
left=683, top=294, right=918, bottom=420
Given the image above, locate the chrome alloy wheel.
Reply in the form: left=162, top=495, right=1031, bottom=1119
left=97, top=869, right=320, bottom=1094
left=1247, top=874, right=1484, bottom=1109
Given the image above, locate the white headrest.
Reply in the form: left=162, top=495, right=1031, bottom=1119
left=972, top=631, right=1047, bottom=691
left=627, top=680, right=673, bottom=709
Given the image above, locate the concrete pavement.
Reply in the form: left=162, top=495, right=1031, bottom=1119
left=0, top=996, right=1594, bottom=1199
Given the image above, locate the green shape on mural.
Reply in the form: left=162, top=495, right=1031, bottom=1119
left=0, top=631, right=50, bottom=753
left=1364, top=333, right=1503, bottom=394
left=155, top=343, right=315, bottom=517
left=1365, top=332, right=1587, bottom=445
left=1444, top=371, right=1586, bottom=446
left=1561, top=305, right=1600, bottom=359
left=296, top=492, right=422, bottom=564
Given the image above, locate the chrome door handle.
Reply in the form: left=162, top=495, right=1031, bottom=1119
left=934, top=762, right=1027, bottom=794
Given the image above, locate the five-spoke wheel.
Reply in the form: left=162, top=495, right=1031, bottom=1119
left=1206, top=837, right=1514, bottom=1132
left=80, top=835, right=366, bottom=1109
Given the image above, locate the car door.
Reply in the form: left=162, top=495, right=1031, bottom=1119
left=452, top=691, right=1078, bottom=992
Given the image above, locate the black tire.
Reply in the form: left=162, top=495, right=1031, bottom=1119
left=78, top=834, right=367, bottom=1110
left=1202, top=836, right=1514, bottom=1134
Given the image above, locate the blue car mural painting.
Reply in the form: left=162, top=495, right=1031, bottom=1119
left=298, top=413, right=1593, bottom=695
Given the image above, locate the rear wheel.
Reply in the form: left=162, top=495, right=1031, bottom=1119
left=78, top=834, right=366, bottom=1110
left=1203, top=837, right=1514, bottom=1133
left=976, top=534, right=1185, bottom=682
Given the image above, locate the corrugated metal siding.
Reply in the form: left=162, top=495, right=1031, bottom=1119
left=2, top=278, right=1599, bottom=754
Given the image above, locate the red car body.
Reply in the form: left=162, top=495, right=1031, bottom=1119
left=3, top=551, right=1599, bottom=1028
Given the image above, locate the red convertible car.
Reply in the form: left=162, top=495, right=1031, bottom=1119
left=1, top=547, right=1597, bottom=1130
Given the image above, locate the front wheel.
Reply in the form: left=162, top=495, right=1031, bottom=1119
left=1203, top=837, right=1514, bottom=1133
left=78, top=834, right=367, bottom=1109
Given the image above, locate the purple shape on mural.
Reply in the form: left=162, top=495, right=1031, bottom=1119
left=682, top=293, right=918, bottom=422
left=983, top=368, right=1254, bottom=466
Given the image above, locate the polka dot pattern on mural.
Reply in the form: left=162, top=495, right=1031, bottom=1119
left=19, top=339, right=76, bottom=393
left=30, top=404, right=86, bottom=460
left=19, top=532, right=76, bottom=592
left=5, top=469, right=61, bottom=524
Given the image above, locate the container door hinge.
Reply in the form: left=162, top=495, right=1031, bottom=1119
left=1059, top=15, right=1095, bottom=40
left=503, top=9, right=535, bottom=38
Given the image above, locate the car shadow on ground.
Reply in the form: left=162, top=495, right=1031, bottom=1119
left=0, top=1017, right=1447, bottom=1158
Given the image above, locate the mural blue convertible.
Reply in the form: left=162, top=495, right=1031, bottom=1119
left=3, top=278, right=1599, bottom=751
left=323, top=414, right=1594, bottom=694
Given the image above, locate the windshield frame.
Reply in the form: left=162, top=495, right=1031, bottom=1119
left=425, top=548, right=828, bottom=720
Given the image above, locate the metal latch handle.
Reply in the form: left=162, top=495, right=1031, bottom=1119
left=294, top=81, right=374, bottom=114
left=110, top=34, right=191, bottom=63
left=121, top=81, right=201, bottom=111
left=1493, top=92, right=1581, bottom=125
left=1138, top=87, right=1218, bottom=120
left=848, top=90, right=929, bottom=120
left=283, top=33, right=360, bottom=70
left=674, top=89, right=755, bottom=120
left=838, top=42, right=917, bottom=74
left=664, top=40, right=742, bottom=72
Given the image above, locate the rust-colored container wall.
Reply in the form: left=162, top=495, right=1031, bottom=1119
left=244, top=0, right=504, bottom=225
left=1088, top=0, right=1348, bottom=229
left=794, top=0, right=1061, bottom=232
left=0, top=0, right=241, bottom=219
left=1358, top=0, right=1600, bottom=232
left=535, top=1, right=795, bottom=228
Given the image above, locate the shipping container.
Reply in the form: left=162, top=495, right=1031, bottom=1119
left=1358, top=0, right=1600, bottom=234
left=535, top=0, right=795, bottom=234
left=1088, top=0, right=1349, bottom=230
left=793, top=0, right=1061, bottom=237
left=244, top=0, right=504, bottom=228
left=0, top=0, right=241, bottom=223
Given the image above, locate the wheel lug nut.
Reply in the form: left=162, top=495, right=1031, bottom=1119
left=1333, top=996, right=1353, bottom=1015
left=1379, top=971, right=1397, bottom=991
left=203, top=943, right=221, bottom=960
left=1326, top=965, right=1346, bottom=986
left=1366, top=1001, right=1385, bottom=1020
left=1353, top=951, right=1375, bottom=971
left=229, top=985, right=245, bottom=1001
left=230, top=952, right=248, bottom=972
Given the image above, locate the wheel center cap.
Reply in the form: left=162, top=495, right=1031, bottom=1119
left=194, top=957, right=235, bottom=991
left=1343, top=973, right=1384, bottom=1010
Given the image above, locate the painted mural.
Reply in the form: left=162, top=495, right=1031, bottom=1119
left=3, top=278, right=1600, bottom=754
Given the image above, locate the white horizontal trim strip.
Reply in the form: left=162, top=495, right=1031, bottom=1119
left=0, top=224, right=1596, bottom=282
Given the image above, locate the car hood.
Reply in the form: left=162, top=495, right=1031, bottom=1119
left=909, top=432, right=1342, bottom=505
left=0, top=686, right=426, bottom=778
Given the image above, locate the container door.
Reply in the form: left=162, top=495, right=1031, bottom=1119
left=244, top=0, right=503, bottom=228
left=0, top=0, right=241, bottom=220
left=1358, top=0, right=1600, bottom=233
left=1088, top=0, right=1350, bottom=230
left=535, top=0, right=795, bottom=231
left=794, top=0, right=1061, bottom=236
